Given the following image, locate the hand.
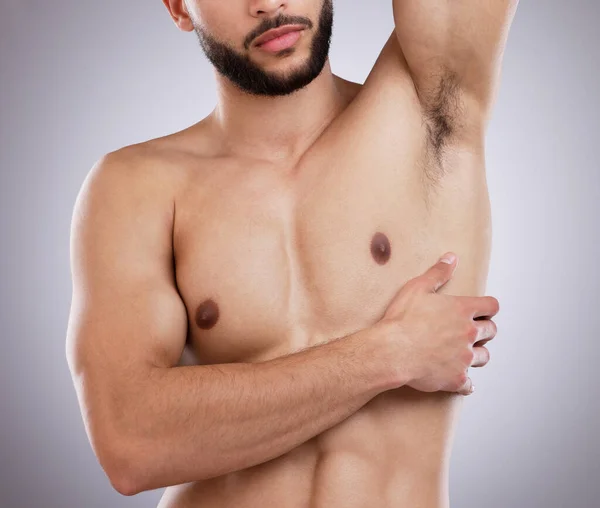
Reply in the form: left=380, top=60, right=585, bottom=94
left=375, top=252, right=499, bottom=395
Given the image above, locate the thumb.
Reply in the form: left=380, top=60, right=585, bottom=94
left=419, top=252, right=459, bottom=293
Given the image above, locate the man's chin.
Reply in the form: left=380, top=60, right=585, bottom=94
left=260, top=64, right=311, bottom=84
left=243, top=60, right=317, bottom=88
left=234, top=76, right=315, bottom=97
left=251, top=47, right=309, bottom=71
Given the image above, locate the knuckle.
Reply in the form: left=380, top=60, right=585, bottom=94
left=455, top=371, right=468, bottom=388
left=465, top=323, right=478, bottom=342
left=404, top=277, right=421, bottom=293
left=461, top=350, right=474, bottom=366
left=462, top=299, right=475, bottom=318
left=455, top=297, right=469, bottom=315
left=422, top=273, right=437, bottom=288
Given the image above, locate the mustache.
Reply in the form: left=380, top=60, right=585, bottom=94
left=244, top=14, right=313, bottom=50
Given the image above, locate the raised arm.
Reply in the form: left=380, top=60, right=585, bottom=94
left=65, top=150, right=397, bottom=496
left=392, top=0, right=519, bottom=129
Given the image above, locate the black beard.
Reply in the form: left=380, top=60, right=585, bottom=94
left=192, top=0, right=333, bottom=97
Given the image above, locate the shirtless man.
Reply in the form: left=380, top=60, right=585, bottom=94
left=66, top=1, right=517, bottom=506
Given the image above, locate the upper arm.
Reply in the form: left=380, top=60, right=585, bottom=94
left=392, top=0, right=519, bottom=130
left=66, top=150, right=188, bottom=476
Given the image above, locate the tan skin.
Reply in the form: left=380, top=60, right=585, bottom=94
left=66, top=0, right=517, bottom=506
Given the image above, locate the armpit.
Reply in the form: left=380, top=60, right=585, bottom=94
left=420, top=68, right=466, bottom=165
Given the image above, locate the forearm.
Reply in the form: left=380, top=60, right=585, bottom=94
left=118, top=326, right=399, bottom=493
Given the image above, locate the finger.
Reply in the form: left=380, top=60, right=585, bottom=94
left=471, top=346, right=490, bottom=368
left=418, top=252, right=459, bottom=293
left=460, top=296, right=500, bottom=319
left=473, top=319, right=497, bottom=345
left=457, top=377, right=475, bottom=396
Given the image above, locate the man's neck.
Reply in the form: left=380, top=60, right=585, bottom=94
left=208, top=60, right=348, bottom=164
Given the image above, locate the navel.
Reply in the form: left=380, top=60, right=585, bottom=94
left=370, top=232, right=391, bottom=265
left=195, top=298, right=219, bottom=330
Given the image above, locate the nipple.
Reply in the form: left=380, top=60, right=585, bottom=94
left=370, top=232, right=391, bottom=265
left=195, top=298, right=220, bottom=330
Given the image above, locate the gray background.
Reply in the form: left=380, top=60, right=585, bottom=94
left=1, top=1, right=598, bottom=507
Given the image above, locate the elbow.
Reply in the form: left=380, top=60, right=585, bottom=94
left=91, top=417, right=173, bottom=495
left=100, top=436, right=146, bottom=497
left=108, top=461, right=142, bottom=497
left=109, top=471, right=139, bottom=498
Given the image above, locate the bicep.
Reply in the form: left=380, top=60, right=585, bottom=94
left=66, top=152, right=188, bottom=457
left=393, top=0, right=519, bottom=126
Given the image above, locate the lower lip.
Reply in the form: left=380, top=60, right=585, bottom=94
left=257, top=30, right=303, bottom=53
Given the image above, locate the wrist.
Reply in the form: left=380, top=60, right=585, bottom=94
left=364, top=320, right=412, bottom=392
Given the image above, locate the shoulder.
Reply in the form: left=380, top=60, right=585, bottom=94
left=77, top=145, right=170, bottom=220
left=70, top=134, right=199, bottom=287
left=73, top=135, right=187, bottom=240
left=78, top=119, right=217, bottom=213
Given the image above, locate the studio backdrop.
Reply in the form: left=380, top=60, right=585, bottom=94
left=0, top=1, right=598, bottom=507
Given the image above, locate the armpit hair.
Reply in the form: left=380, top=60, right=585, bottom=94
left=415, top=68, right=466, bottom=206
left=419, top=68, right=465, bottom=170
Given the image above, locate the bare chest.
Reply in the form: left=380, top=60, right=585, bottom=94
left=172, top=139, right=481, bottom=366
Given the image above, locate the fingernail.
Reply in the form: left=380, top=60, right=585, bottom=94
left=440, top=253, right=456, bottom=264
left=470, top=385, right=475, bottom=394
